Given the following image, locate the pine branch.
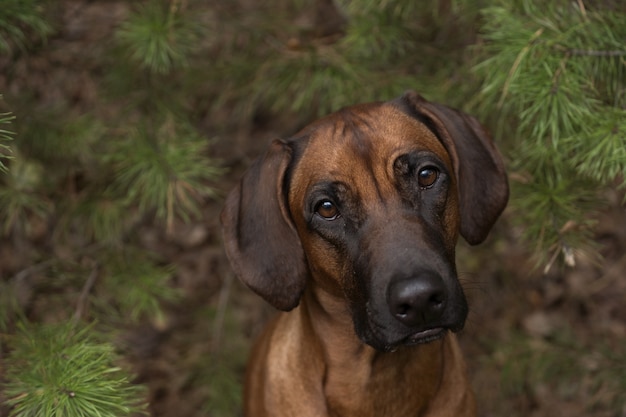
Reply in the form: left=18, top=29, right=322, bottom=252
left=0, top=0, right=53, bottom=53
left=474, top=0, right=626, bottom=265
left=3, top=323, right=147, bottom=417
left=73, top=264, right=100, bottom=324
left=566, top=48, right=626, bottom=57
left=116, top=0, right=201, bottom=75
left=0, top=156, right=51, bottom=236
left=0, top=100, right=15, bottom=173
left=91, top=248, right=180, bottom=325
left=109, top=117, right=222, bottom=232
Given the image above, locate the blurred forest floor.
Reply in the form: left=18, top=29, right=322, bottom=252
left=1, top=1, right=625, bottom=417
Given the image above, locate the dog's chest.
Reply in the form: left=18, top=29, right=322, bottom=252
left=322, top=347, right=442, bottom=416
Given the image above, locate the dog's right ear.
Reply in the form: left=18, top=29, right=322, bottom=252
left=221, top=139, right=308, bottom=311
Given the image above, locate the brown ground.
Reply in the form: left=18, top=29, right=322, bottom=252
left=125, top=152, right=626, bottom=417
left=115, top=134, right=626, bottom=417
left=1, top=2, right=625, bottom=417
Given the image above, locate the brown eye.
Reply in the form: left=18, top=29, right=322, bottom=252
left=315, top=200, right=340, bottom=220
left=418, top=167, right=438, bottom=188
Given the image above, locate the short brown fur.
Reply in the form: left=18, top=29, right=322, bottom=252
left=221, top=92, right=508, bottom=417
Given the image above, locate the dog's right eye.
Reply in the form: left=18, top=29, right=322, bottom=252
left=315, top=200, right=340, bottom=220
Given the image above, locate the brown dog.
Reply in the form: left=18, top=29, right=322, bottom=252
left=221, top=91, right=508, bottom=417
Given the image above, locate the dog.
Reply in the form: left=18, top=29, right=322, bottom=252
left=221, top=91, right=508, bottom=416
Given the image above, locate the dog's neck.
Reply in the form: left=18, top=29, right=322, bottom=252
left=299, top=285, right=445, bottom=415
left=302, top=285, right=376, bottom=366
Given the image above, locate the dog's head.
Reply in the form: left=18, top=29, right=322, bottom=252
left=221, top=91, right=508, bottom=351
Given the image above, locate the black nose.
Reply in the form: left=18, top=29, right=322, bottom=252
left=387, top=272, right=447, bottom=327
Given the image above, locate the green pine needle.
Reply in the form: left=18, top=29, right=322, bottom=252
left=68, top=194, right=131, bottom=243
left=475, top=0, right=626, bottom=264
left=0, top=156, right=50, bottom=235
left=4, top=322, right=147, bottom=417
left=116, top=0, right=201, bottom=75
left=0, top=97, right=15, bottom=173
left=567, top=108, right=626, bottom=186
left=109, top=118, right=222, bottom=231
left=0, top=0, right=52, bottom=54
left=93, top=248, right=180, bottom=325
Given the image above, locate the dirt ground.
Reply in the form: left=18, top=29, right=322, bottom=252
left=127, top=132, right=626, bottom=417
left=94, top=129, right=626, bottom=417
left=1, top=2, right=625, bottom=417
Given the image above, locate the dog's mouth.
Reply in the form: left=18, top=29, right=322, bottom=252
left=403, top=327, right=447, bottom=346
left=359, top=321, right=460, bottom=352
left=366, top=327, right=448, bottom=353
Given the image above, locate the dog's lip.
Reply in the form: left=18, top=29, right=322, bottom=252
left=381, top=328, right=447, bottom=352
left=403, top=327, right=447, bottom=345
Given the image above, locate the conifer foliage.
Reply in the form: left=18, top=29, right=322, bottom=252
left=0, top=0, right=625, bottom=416
left=4, top=324, right=145, bottom=417
left=474, top=0, right=626, bottom=267
left=0, top=100, right=14, bottom=173
left=1, top=1, right=221, bottom=416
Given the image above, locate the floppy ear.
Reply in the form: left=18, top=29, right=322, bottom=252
left=397, top=91, right=509, bottom=245
left=221, top=139, right=308, bottom=311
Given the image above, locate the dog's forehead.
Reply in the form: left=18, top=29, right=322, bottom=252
left=290, top=103, right=450, bottom=189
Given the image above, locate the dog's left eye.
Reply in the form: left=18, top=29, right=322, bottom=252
left=315, top=200, right=340, bottom=220
left=418, top=167, right=439, bottom=188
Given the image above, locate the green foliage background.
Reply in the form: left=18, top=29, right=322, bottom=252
left=0, top=0, right=624, bottom=416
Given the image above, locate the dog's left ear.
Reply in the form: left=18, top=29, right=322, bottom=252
left=396, top=91, right=509, bottom=245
